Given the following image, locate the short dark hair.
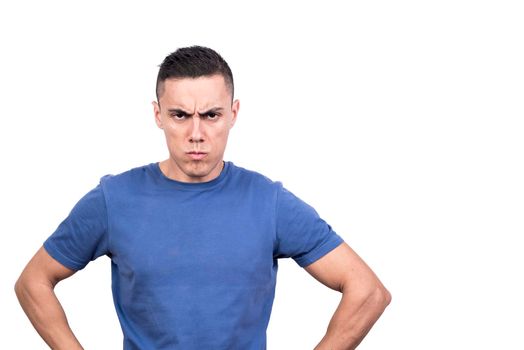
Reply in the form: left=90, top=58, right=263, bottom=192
left=156, top=46, right=234, bottom=102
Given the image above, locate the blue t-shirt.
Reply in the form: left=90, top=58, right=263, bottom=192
left=44, top=161, right=344, bottom=349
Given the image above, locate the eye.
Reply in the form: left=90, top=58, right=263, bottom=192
left=206, top=113, right=218, bottom=120
left=171, top=113, right=187, bottom=120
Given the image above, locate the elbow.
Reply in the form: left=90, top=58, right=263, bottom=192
left=351, top=282, right=391, bottom=313
left=14, top=275, right=22, bottom=295
left=381, top=286, right=392, bottom=307
left=372, top=285, right=392, bottom=310
left=14, top=273, right=39, bottom=301
left=14, top=274, right=28, bottom=301
left=343, top=281, right=392, bottom=312
left=341, top=276, right=392, bottom=309
left=14, top=276, right=25, bottom=303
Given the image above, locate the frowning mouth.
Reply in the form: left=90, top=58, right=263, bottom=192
left=186, top=151, right=207, bottom=160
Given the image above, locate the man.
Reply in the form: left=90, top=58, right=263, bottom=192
left=15, top=46, right=391, bottom=349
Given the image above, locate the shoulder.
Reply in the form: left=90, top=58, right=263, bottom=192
left=98, top=162, right=155, bottom=189
left=228, top=162, right=283, bottom=191
left=230, top=164, right=312, bottom=211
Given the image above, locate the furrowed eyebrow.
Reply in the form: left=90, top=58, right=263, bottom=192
left=167, top=108, right=191, bottom=115
left=166, top=107, right=223, bottom=116
left=197, top=107, right=224, bottom=116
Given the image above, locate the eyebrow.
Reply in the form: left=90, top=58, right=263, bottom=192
left=166, top=107, right=224, bottom=116
left=167, top=108, right=191, bottom=115
left=197, top=107, right=224, bottom=116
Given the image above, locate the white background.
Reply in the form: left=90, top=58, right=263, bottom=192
left=1, top=1, right=523, bottom=349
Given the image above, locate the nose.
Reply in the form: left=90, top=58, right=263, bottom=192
left=189, top=116, right=204, bottom=143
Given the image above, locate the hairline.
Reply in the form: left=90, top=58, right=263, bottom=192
left=156, top=73, right=234, bottom=104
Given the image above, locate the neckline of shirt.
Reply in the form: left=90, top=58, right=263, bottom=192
left=150, top=160, right=231, bottom=191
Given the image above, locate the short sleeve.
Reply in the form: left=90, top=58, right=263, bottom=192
left=273, top=182, right=344, bottom=268
left=43, top=178, right=109, bottom=271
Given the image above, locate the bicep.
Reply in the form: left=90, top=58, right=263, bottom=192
left=20, top=246, right=77, bottom=287
left=304, top=242, right=383, bottom=294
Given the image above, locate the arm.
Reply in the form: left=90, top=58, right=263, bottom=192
left=14, top=246, right=84, bottom=350
left=305, top=242, right=391, bottom=350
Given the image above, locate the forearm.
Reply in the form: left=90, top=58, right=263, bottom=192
left=314, top=287, right=391, bottom=350
left=15, top=279, right=83, bottom=350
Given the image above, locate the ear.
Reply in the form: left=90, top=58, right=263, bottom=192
left=153, top=101, right=163, bottom=129
left=230, top=99, right=240, bottom=129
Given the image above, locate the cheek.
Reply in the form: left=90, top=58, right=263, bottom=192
left=214, top=128, right=231, bottom=148
left=165, top=124, right=186, bottom=138
left=210, top=123, right=227, bottom=137
left=164, top=127, right=186, bottom=147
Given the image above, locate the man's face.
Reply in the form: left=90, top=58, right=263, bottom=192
left=153, top=74, right=239, bottom=183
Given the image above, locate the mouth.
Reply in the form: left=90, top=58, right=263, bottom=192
left=186, top=151, right=208, bottom=160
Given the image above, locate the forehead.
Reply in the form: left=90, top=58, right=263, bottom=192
left=159, top=75, right=230, bottom=108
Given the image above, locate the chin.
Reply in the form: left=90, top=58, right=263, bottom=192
left=184, top=161, right=215, bottom=179
left=186, top=169, right=211, bottom=179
